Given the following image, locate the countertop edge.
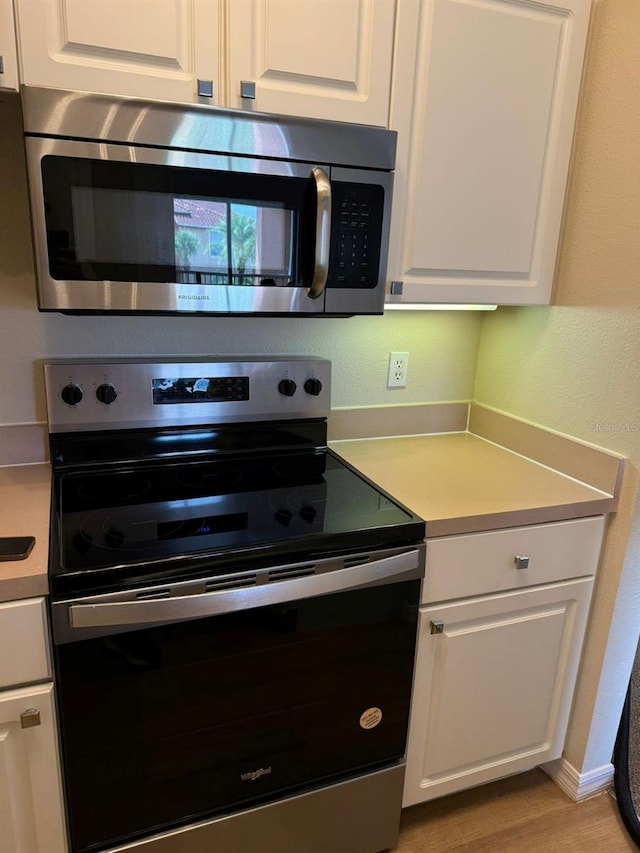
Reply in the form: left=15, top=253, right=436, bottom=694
left=424, top=498, right=617, bottom=539
left=0, top=573, right=49, bottom=604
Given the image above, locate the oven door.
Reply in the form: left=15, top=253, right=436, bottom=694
left=51, top=548, right=423, bottom=853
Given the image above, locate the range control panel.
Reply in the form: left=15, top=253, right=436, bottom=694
left=44, top=357, right=331, bottom=432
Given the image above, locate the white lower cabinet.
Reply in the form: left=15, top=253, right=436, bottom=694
left=404, top=517, right=605, bottom=807
left=0, top=598, right=67, bottom=853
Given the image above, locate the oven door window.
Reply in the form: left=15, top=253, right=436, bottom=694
left=54, top=579, right=419, bottom=853
left=40, top=156, right=314, bottom=289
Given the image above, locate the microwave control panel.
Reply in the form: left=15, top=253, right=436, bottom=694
left=329, top=182, right=384, bottom=289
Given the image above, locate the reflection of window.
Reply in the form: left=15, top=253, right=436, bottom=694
left=218, top=205, right=257, bottom=286
left=173, top=197, right=291, bottom=286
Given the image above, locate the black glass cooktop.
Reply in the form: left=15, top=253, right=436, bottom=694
left=50, top=448, right=424, bottom=595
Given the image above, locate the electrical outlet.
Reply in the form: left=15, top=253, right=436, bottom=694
left=387, top=351, right=409, bottom=388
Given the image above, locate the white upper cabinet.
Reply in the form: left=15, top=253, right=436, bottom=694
left=227, top=0, right=395, bottom=125
left=387, top=0, right=592, bottom=305
left=14, top=0, right=222, bottom=104
left=0, top=0, right=19, bottom=90
left=13, top=0, right=395, bottom=125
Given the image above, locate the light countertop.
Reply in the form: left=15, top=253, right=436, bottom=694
left=0, top=464, right=51, bottom=602
left=331, top=433, right=615, bottom=538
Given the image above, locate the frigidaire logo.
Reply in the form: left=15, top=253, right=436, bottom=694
left=178, top=294, right=211, bottom=301
left=241, top=766, right=272, bottom=782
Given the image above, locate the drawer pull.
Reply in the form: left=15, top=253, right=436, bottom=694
left=514, top=555, right=530, bottom=570
left=20, top=708, right=41, bottom=729
left=430, top=620, right=444, bottom=634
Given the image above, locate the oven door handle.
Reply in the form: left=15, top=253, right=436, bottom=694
left=66, top=549, right=422, bottom=632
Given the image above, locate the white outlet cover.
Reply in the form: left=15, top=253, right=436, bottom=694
left=387, top=351, right=409, bottom=388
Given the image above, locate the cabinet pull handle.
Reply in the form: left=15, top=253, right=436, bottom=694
left=197, top=79, right=214, bottom=99
left=20, top=708, right=41, bottom=729
left=430, top=620, right=444, bottom=634
left=240, top=80, right=256, bottom=100
left=514, top=555, right=530, bottom=570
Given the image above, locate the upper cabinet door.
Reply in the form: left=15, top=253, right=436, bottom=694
left=387, top=0, right=591, bottom=305
left=14, top=0, right=222, bottom=104
left=227, top=0, right=396, bottom=125
left=0, top=0, right=19, bottom=90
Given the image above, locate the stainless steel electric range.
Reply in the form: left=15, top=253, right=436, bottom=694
left=44, top=357, right=425, bottom=853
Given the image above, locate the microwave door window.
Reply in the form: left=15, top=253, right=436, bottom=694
left=173, top=199, right=295, bottom=288
left=41, top=156, right=306, bottom=291
left=72, top=187, right=175, bottom=274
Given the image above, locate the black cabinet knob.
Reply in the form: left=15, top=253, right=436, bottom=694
left=278, top=379, right=297, bottom=397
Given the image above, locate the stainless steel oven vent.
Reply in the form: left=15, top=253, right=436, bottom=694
left=205, top=575, right=258, bottom=593
left=267, top=565, right=317, bottom=582
left=343, top=554, right=373, bottom=568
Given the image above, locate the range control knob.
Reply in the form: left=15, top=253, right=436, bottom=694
left=60, top=383, right=83, bottom=407
left=96, top=383, right=118, bottom=405
left=274, top=508, right=293, bottom=527
left=278, top=379, right=297, bottom=397
left=303, top=378, right=323, bottom=396
left=299, top=505, right=317, bottom=524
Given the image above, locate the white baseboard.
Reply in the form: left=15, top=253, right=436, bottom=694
left=542, top=757, right=614, bottom=802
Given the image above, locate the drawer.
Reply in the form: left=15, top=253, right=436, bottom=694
left=0, top=597, right=50, bottom=688
left=422, top=516, right=605, bottom=604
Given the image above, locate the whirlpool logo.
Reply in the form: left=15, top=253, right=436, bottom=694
left=241, top=766, right=272, bottom=782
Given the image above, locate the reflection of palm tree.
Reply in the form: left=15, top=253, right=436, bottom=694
left=175, top=229, right=199, bottom=268
left=214, top=212, right=256, bottom=285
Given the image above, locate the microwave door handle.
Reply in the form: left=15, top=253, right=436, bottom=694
left=308, top=167, right=332, bottom=299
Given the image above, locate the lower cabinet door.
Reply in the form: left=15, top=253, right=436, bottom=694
left=403, top=578, right=594, bottom=806
left=0, top=683, right=67, bottom=853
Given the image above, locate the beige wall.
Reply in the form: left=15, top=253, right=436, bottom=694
left=0, top=93, right=481, bottom=426
left=475, top=0, right=640, bottom=776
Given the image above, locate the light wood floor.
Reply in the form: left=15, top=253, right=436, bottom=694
left=396, top=769, right=637, bottom=852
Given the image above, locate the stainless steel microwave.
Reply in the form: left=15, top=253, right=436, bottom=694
left=20, top=86, right=396, bottom=317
